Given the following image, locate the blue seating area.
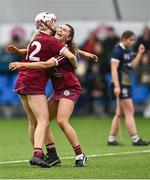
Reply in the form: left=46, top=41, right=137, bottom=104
left=0, top=74, right=19, bottom=104
left=0, top=74, right=53, bottom=104
left=0, top=73, right=149, bottom=105
left=131, top=72, right=150, bottom=103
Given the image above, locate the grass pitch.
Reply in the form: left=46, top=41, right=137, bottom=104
left=0, top=116, right=150, bottom=179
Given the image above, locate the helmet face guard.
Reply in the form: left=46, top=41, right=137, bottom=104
left=35, top=12, right=57, bottom=30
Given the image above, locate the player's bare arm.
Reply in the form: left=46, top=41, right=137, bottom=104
left=78, top=50, right=98, bottom=62
left=9, top=57, right=58, bottom=71
left=111, top=61, right=120, bottom=97
left=7, top=45, right=78, bottom=69
left=131, top=44, right=145, bottom=68
left=5, top=45, right=27, bottom=56
left=61, top=48, right=78, bottom=69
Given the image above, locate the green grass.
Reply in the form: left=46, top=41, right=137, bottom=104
left=0, top=116, right=150, bottom=179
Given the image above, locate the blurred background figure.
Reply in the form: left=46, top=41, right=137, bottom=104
left=0, top=26, right=26, bottom=74
left=0, top=26, right=27, bottom=118
left=135, top=53, right=150, bottom=117
left=134, top=26, right=150, bottom=55
left=10, top=26, right=27, bottom=48
left=78, top=31, right=105, bottom=115
left=102, top=26, right=119, bottom=73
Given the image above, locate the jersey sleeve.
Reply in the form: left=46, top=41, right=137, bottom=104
left=111, top=46, right=122, bottom=63
left=50, top=37, right=67, bottom=56
left=52, top=54, right=65, bottom=65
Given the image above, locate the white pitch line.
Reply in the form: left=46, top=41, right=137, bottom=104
left=0, top=149, right=150, bottom=165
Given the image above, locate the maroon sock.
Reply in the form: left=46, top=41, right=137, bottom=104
left=73, top=145, right=82, bottom=156
left=33, top=148, right=44, bottom=159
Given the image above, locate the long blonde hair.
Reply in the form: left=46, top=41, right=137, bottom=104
left=30, top=24, right=50, bottom=41
left=26, top=24, right=51, bottom=53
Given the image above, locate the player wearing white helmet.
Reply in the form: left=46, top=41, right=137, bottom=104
left=35, top=12, right=57, bottom=32
left=7, top=20, right=99, bottom=167
left=7, top=12, right=78, bottom=168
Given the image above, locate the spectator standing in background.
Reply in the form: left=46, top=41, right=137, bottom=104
left=136, top=53, right=150, bottom=86
left=0, top=26, right=26, bottom=74
left=85, top=63, right=106, bottom=115
left=102, top=26, right=119, bottom=73
left=80, top=31, right=104, bottom=114
left=135, top=53, right=150, bottom=118
left=134, top=26, right=150, bottom=55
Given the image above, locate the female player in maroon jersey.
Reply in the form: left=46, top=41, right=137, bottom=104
left=9, top=24, right=98, bottom=167
left=8, top=13, right=78, bottom=168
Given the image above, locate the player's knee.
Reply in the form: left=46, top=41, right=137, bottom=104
left=57, top=118, right=66, bottom=129
left=29, top=120, right=37, bottom=128
left=124, top=109, right=134, bottom=117
left=125, top=112, right=134, bottom=118
left=115, top=113, right=121, bottom=118
left=38, top=118, right=49, bottom=128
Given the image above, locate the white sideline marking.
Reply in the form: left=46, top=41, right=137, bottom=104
left=0, top=149, right=150, bottom=165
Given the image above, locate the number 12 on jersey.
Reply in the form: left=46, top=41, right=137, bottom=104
left=26, top=41, right=41, bottom=61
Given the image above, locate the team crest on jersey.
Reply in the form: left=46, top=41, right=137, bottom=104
left=127, top=62, right=132, bottom=67
left=124, top=53, right=130, bottom=60
left=64, top=90, right=70, bottom=96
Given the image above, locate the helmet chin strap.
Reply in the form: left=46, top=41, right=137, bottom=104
left=41, top=20, right=56, bottom=35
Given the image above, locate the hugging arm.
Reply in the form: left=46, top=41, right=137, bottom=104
left=78, top=50, right=99, bottom=62
left=9, top=57, right=58, bottom=71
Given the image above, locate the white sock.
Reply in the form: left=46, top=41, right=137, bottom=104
left=108, top=135, right=116, bottom=142
left=131, top=134, right=140, bottom=143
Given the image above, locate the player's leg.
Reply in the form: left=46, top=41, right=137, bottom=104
left=120, top=98, right=149, bottom=145
left=108, top=83, right=124, bottom=145
left=44, top=98, right=61, bottom=166
left=19, top=95, right=37, bottom=146
left=108, top=102, right=123, bottom=145
left=27, top=95, right=50, bottom=167
left=56, top=98, right=87, bottom=167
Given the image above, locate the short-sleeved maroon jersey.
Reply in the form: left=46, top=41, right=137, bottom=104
left=50, top=56, right=81, bottom=92
left=15, top=32, right=65, bottom=95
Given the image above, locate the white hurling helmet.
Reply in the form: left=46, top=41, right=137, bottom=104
left=35, top=12, right=57, bottom=29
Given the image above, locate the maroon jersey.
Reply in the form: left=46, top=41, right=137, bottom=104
left=15, top=32, right=65, bottom=95
left=50, top=56, right=81, bottom=92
